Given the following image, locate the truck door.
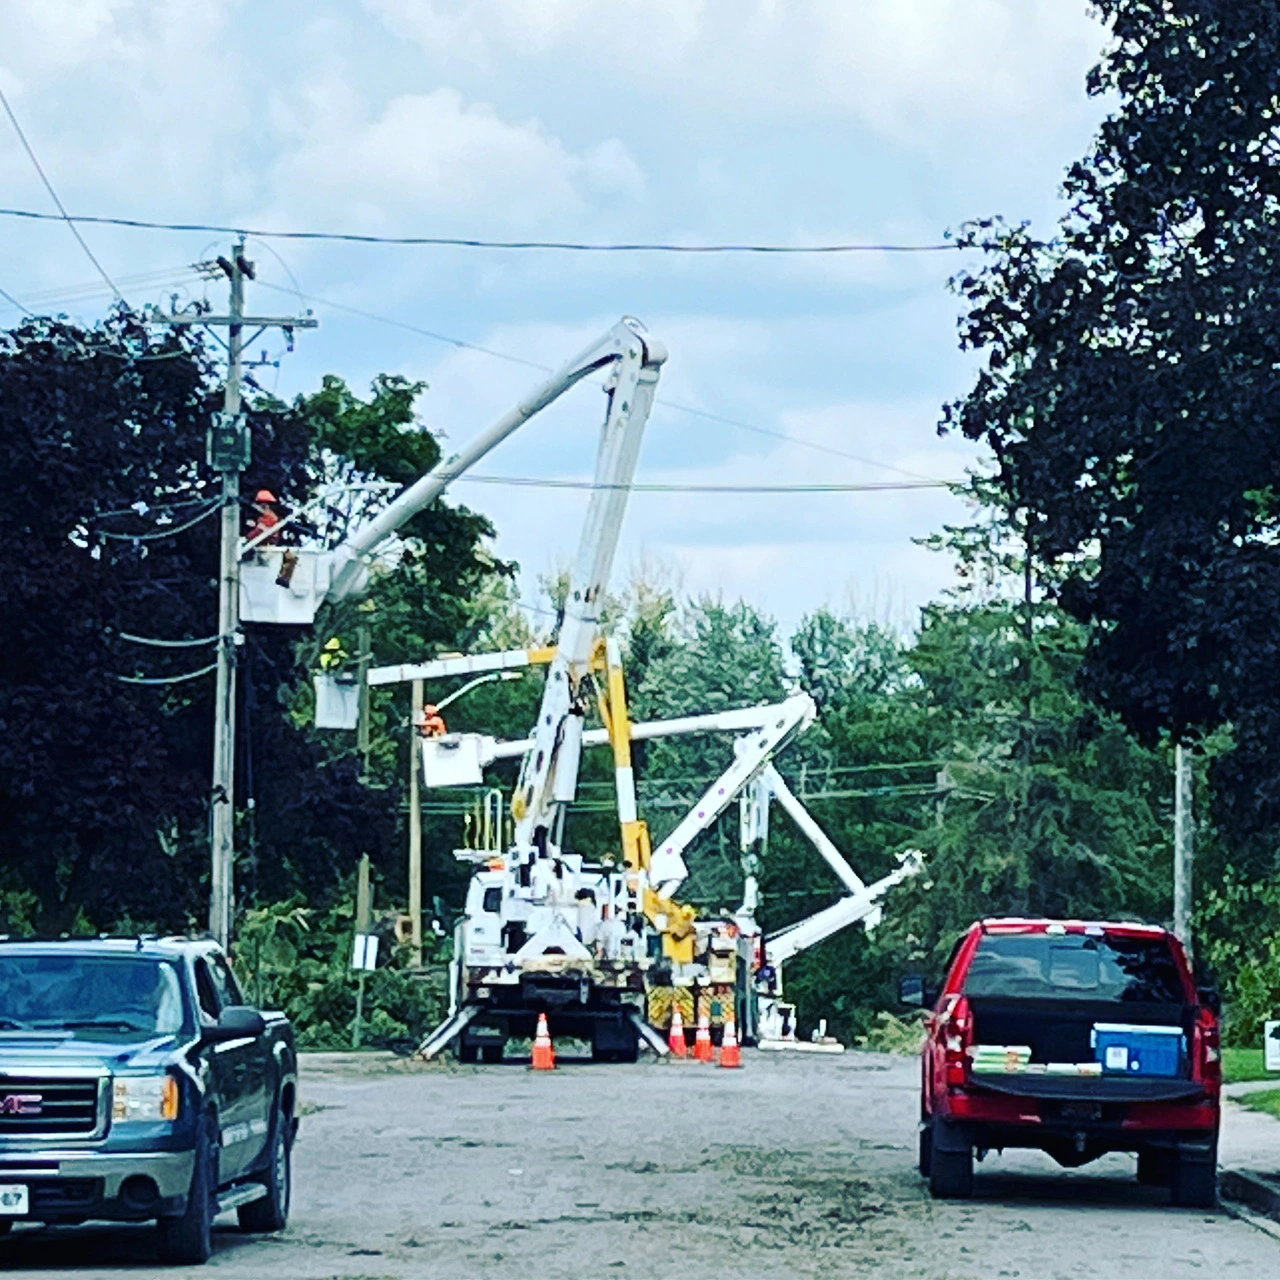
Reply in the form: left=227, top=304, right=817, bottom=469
left=195, top=955, right=270, bottom=1182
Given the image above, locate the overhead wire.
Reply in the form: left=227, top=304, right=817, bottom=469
left=458, top=474, right=949, bottom=494
left=115, top=662, right=217, bottom=686
left=94, top=497, right=222, bottom=540
left=251, top=281, right=945, bottom=483
left=0, top=97, right=123, bottom=302
left=0, top=207, right=959, bottom=255
left=118, top=632, right=218, bottom=648
left=0, top=283, right=32, bottom=316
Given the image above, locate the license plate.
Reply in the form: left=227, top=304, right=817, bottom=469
left=1059, top=1102, right=1103, bottom=1121
left=0, top=1184, right=28, bottom=1215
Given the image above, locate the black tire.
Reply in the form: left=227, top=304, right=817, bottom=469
left=238, top=1108, right=292, bottom=1233
left=1137, top=1147, right=1173, bottom=1187
left=480, top=1043, right=505, bottom=1064
left=1171, top=1145, right=1217, bottom=1208
left=156, top=1114, right=216, bottom=1265
left=928, top=1123, right=974, bottom=1200
left=918, top=1122, right=933, bottom=1177
left=457, top=1040, right=479, bottom=1064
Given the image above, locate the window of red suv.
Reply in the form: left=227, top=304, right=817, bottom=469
left=963, top=931, right=1185, bottom=1004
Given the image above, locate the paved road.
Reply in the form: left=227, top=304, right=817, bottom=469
left=3, top=1049, right=1279, bottom=1278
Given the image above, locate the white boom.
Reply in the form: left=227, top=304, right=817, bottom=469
left=239, top=317, right=665, bottom=625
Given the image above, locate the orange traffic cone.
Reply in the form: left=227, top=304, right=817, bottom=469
left=693, top=1012, right=714, bottom=1063
left=532, top=1012, right=555, bottom=1071
left=668, top=1004, right=688, bottom=1058
left=718, top=1015, right=742, bottom=1068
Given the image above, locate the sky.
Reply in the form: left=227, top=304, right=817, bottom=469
left=0, top=0, right=1113, bottom=641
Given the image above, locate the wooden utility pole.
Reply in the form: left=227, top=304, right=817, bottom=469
left=353, top=854, right=372, bottom=1048
left=163, top=246, right=315, bottom=947
left=408, top=679, right=424, bottom=966
left=1174, top=744, right=1194, bottom=958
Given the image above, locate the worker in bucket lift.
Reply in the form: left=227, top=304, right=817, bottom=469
left=245, top=489, right=299, bottom=588
left=319, top=636, right=349, bottom=673
left=417, top=704, right=447, bottom=737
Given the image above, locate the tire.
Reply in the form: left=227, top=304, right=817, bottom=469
left=457, top=1041, right=479, bottom=1064
left=1137, top=1147, right=1173, bottom=1187
left=238, top=1108, right=292, bottom=1234
left=928, top=1123, right=974, bottom=1200
left=918, top=1123, right=933, bottom=1177
left=1171, top=1144, right=1217, bottom=1208
left=480, top=1044, right=505, bottom=1064
left=156, top=1114, right=216, bottom=1265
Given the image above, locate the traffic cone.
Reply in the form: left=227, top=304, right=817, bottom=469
left=668, top=1004, right=688, bottom=1058
left=718, top=1015, right=742, bottom=1069
left=693, top=1012, right=714, bottom=1063
left=532, top=1012, right=555, bottom=1071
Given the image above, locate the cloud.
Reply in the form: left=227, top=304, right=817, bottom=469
left=363, top=0, right=1102, bottom=145
left=266, top=85, right=644, bottom=230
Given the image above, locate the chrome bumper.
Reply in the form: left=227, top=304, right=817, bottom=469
left=0, top=1148, right=195, bottom=1200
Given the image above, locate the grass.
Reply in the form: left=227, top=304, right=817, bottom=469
left=1236, top=1088, right=1280, bottom=1121
left=1223, top=1047, right=1277, bottom=1083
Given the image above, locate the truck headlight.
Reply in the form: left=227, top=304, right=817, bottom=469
left=113, top=1075, right=180, bottom=1122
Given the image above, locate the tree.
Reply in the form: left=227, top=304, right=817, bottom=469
left=945, top=1, right=1280, bottom=828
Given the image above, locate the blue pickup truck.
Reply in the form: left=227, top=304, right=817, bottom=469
left=0, top=936, right=297, bottom=1264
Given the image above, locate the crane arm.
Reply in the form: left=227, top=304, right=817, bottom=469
left=647, top=694, right=817, bottom=897
left=765, top=851, right=923, bottom=967
left=324, top=317, right=664, bottom=605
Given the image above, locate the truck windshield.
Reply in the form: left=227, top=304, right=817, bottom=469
left=0, top=954, right=186, bottom=1037
left=963, top=932, right=1185, bottom=1003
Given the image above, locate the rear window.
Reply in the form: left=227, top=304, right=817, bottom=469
left=963, top=932, right=1185, bottom=1004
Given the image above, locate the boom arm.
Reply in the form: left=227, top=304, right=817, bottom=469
left=325, top=317, right=664, bottom=605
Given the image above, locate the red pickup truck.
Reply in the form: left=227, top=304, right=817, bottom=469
left=905, top=918, right=1221, bottom=1206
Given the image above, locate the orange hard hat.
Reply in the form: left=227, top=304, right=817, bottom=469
left=255, top=489, right=277, bottom=504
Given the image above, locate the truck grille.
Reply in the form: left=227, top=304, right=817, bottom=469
left=0, top=1079, right=101, bottom=1135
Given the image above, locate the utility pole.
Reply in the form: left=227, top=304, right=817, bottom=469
left=163, top=243, right=316, bottom=947
left=1174, top=743, right=1194, bottom=958
left=408, top=679, right=423, bottom=967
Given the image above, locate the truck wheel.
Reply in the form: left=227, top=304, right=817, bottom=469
left=238, top=1106, right=292, bottom=1233
left=928, top=1122, right=973, bottom=1200
left=156, top=1114, right=216, bottom=1265
left=1171, top=1144, right=1217, bottom=1208
left=480, top=1043, right=505, bottom=1064
left=1136, top=1147, right=1173, bottom=1187
left=918, top=1122, right=933, bottom=1177
left=457, top=1041, right=479, bottom=1064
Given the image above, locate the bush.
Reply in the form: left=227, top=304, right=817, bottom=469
left=231, top=897, right=449, bottom=1050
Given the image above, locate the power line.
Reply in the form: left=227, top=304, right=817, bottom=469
left=459, top=474, right=950, bottom=494
left=252, top=280, right=943, bottom=483
left=0, top=98, right=122, bottom=302
left=0, top=283, right=31, bottom=316
left=0, top=206, right=959, bottom=255
left=115, top=662, right=217, bottom=686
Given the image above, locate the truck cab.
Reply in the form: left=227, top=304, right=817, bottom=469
left=0, top=937, right=297, bottom=1264
left=909, top=918, right=1221, bottom=1205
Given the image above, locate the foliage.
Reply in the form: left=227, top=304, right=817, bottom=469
left=232, top=895, right=449, bottom=1050
left=855, top=1010, right=927, bottom=1056
left=944, top=1, right=1280, bottom=829
left=1221, top=1048, right=1273, bottom=1084
left=1236, top=1089, right=1280, bottom=1121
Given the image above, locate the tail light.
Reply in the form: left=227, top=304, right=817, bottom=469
left=943, top=995, right=973, bottom=1088
left=1192, top=1007, right=1221, bottom=1085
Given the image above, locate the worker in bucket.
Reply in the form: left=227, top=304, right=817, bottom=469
left=245, top=489, right=299, bottom=588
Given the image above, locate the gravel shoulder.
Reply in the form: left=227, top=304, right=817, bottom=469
left=3, top=1048, right=1278, bottom=1278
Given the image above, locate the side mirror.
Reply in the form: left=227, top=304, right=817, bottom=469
left=202, top=1005, right=266, bottom=1044
left=1197, top=985, right=1222, bottom=1017
left=899, top=974, right=926, bottom=1008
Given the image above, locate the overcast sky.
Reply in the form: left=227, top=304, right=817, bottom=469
left=0, top=1, right=1111, bottom=639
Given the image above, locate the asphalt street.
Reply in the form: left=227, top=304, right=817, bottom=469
left=3, top=1048, right=1278, bottom=1279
